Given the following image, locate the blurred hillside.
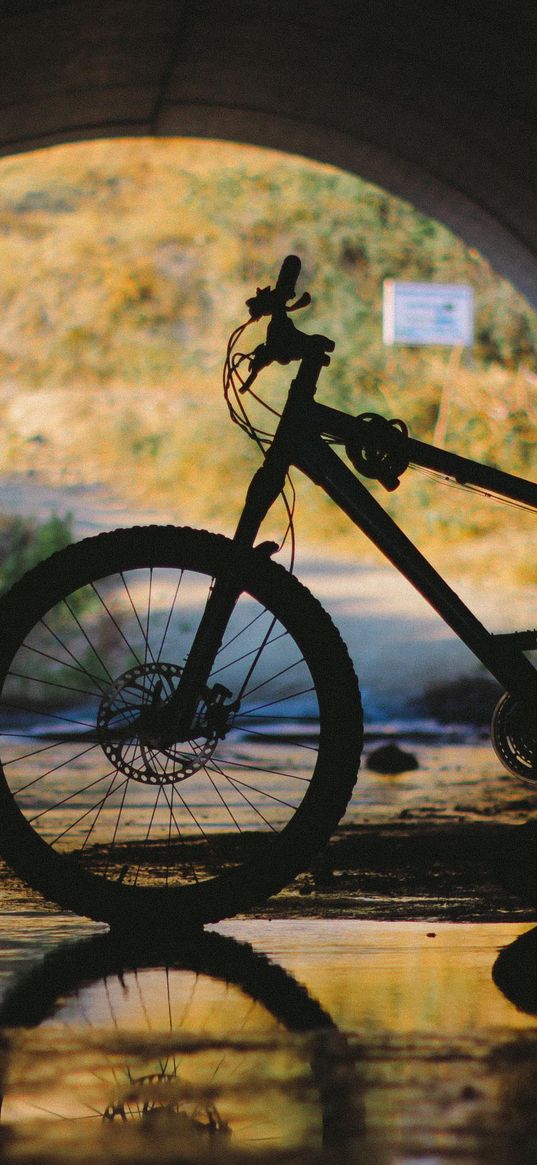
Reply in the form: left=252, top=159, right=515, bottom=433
left=0, top=137, right=535, bottom=580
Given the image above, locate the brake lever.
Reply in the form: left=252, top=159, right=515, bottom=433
left=241, top=260, right=334, bottom=392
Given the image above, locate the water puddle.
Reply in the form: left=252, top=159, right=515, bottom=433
left=0, top=919, right=536, bottom=1162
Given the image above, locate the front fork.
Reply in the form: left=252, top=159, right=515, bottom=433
left=162, top=450, right=288, bottom=737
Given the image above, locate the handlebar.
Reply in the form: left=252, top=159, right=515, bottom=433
left=274, top=254, right=302, bottom=300
left=245, top=254, right=307, bottom=321
left=241, top=255, right=334, bottom=393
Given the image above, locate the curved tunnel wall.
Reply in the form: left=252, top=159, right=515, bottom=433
left=0, top=1, right=536, bottom=303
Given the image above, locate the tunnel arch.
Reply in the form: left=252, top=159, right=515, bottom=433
left=0, top=2, right=536, bottom=303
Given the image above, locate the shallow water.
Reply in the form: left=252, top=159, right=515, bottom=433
left=0, top=913, right=537, bottom=1160
left=0, top=918, right=537, bottom=1164
left=351, top=738, right=535, bottom=826
left=0, top=740, right=535, bottom=1162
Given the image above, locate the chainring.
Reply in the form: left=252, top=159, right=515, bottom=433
left=491, top=692, right=537, bottom=783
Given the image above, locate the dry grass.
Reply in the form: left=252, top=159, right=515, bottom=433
left=0, top=137, right=535, bottom=579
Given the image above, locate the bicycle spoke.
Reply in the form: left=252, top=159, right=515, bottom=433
left=0, top=700, right=98, bottom=730
left=234, top=725, right=319, bottom=752
left=172, top=785, right=219, bottom=850
left=62, top=598, right=114, bottom=684
left=210, top=752, right=310, bottom=781
left=119, top=572, right=156, bottom=665
left=18, top=637, right=108, bottom=691
left=211, top=628, right=289, bottom=679
left=27, top=766, right=129, bottom=823
left=216, top=606, right=268, bottom=657
left=160, top=785, right=202, bottom=884
left=80, top=769, right=121, bottom=851
left=90, top=580, right=143, bottom=668
left=3, top=738, right=85, bottom=767
left=135, top=969, right=153, bottom=1030
left=8, top=670, right=103, bottom=700
left=204, top=767, right=244, bottom=833
left=234, top=713, right=318, bottom=721
left=104, top=781, right=130, bottom=875
left=14, top=742, right=102, bottom=795
left=237, top=614, right=279, bottom=702
left=208, top=762, right=298, bottom=810
left=165, top=783, right=175, bottom=887
left=20, top=1101, right=98, bottom=1121
left=156, top=572, right=184, bottom=662
left=213, top=769, right=278, bottom=832
left=144, top=568, right=153, bottom=667
left=49, top=773, right=127, bottom=844
left=131, top=786, right=162, bottom=887
left=242, top=657, right=305, bottom=699
left=237, top=686, right=316, bottom=715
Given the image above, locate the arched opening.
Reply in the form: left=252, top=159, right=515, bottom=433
left=1, top=2, right=535, bottom=307
left=0, top=131, right=534, bottom=731
left=0, top=135, right=534, bottom=573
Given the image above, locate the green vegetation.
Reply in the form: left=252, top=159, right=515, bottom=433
left=0, top=512, right=73, bottom=592
left=0, top=138, right=535, bottom=579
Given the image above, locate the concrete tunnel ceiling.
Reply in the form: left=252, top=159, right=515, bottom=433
left=1, top=1, right=537, bottom=305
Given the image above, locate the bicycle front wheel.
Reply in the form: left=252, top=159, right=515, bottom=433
left=0, top=526, right=362, bottom=928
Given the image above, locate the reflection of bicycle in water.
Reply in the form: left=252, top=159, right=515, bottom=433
left=0, top=254, right=536, bottom=928
left=0, top=929, right=360, bottom=1157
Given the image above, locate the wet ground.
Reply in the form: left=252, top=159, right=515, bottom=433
left=1, top=906, right=537, bottom=1164
left=263, top=737, right=537, bottom=923
left=0, top=480, right=536, bottom=1159
left=0, top=741, right=536, bottom=1162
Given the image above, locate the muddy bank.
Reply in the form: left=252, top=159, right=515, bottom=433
left=257, top=821, right=537, bottom=922
left=1, top=820, right=534, bottom=929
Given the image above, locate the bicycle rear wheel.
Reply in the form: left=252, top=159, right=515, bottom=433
left=0, top=525, right=362, bottom=928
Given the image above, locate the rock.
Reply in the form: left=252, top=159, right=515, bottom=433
left=366, top=742, right=419, bottom=774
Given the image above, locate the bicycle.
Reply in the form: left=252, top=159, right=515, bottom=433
left=0, top=254, right=535, bottom=931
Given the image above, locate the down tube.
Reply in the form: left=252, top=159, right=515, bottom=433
left=297, top=438, right=537, bottom=702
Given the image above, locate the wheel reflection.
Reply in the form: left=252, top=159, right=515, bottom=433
left=0, top=929, right=362, bottom=1162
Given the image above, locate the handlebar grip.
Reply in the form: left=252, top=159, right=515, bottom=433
left=275, top=255, right=301, bottom=300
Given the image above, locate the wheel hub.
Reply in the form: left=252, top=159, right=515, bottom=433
left=97, top=662, right=230, bottom=785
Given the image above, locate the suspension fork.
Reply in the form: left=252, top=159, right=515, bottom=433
left=164, top=450, right=289, bottom=734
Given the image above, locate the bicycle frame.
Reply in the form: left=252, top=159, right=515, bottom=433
left=230, top=359, right=537, bottom=708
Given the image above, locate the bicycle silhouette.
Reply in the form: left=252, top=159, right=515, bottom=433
left=0, top=255, right=535, bottom=929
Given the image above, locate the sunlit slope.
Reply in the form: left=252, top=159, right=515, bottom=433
left=0, top=137, right=535, bottom=575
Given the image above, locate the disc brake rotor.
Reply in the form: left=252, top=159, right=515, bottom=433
left=97, top=662, right=220, bottom=785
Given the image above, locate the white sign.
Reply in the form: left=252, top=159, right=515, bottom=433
left=383, top=281, right=474, bottom=346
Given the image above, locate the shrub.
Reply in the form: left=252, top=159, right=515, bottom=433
left=0, top=512, right=73, bottom=593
